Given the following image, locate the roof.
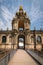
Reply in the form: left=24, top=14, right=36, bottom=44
left=0, top=30, right=43, bottom=34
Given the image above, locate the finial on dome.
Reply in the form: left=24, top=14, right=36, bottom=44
left=19, top=6, right=23, bottom=10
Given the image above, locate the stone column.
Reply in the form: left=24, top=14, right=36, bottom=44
left=0, top=34, right=2, bottom=48
left=0, top=34, right=2, bottom=44
left=33, top=27, right=36, bottom=51
left=12, top=34, right=18, bottom=49
left=25, top=33, right=30, bottom=49
left=12, top=37, right=14, bottom=49
left=25, top=35, right=27, bottom=49
left=6, top=35, right=9, bottom=44
left=41, top=34, right=43, bottom=51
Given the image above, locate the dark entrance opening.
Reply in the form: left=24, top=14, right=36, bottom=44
left=18, top=35, right=25, bottom=49
left=2, top=36, right=6, bottom=43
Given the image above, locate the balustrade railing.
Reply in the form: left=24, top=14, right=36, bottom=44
left=0, top=47, right=14, bottom=65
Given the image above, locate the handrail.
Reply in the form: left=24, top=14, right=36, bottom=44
left=0, top=49, right=13, bottom=65
left=0, top=52, right=10, bottom=62
left=0, top=49, right=12, bottom=60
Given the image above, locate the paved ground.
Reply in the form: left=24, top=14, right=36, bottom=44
left=8, top=49, right=38, bottom=65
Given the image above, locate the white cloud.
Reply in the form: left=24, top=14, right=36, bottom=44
left=1, top=6, right=12, bottom=19
left=0, top=5, right=18, bottom=30
left=1, top=6, right=13, bottom=30
left=0, top=19, right=6, bottom=30
left=29, top=0, right=43, bottom=22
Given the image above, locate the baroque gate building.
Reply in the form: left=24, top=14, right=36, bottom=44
left=0, top=6, right=43, bottom=51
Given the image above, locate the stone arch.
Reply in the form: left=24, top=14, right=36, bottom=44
left=37, top=36, right=42, bottom=43
left=31, top=36, right=34, bottom=43
left=18, top=35, right=25, bottom=49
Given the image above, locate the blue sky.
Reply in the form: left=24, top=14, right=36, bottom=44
left=0, top=0, right=43, bottom=30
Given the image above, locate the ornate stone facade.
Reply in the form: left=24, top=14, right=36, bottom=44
left=0, top=6, right=43, bottom=50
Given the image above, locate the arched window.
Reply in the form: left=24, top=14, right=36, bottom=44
left=31, top=36, right=34, bottom=43
left=18, top=20, right=24, bottom=31
left=2, top=36, right=6, bottom=43
left=37, top=36, right=42, bottom=43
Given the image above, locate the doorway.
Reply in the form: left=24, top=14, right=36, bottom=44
left=18, top=35, right=25, bottom=49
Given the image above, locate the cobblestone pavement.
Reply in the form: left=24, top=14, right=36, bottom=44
left=8, top=49, right=38, bottom=65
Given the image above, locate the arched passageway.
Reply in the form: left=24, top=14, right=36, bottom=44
left=18, top=35, right=25, bottom=49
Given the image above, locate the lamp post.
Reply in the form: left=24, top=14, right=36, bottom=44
left=33, top=27, right=36, bottom=51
